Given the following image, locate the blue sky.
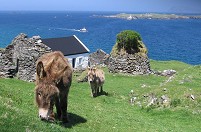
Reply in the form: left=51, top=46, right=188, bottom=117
left=0, top=0, right=201, bottom=13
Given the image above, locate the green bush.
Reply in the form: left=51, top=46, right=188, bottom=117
left=116, top=30, right=142, bottom=54
left=171, top=99, right=181, bottom=107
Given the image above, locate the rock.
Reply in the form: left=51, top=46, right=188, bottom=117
left=156, top=69, right=176, bottom=76
left=130, top=90, right=134, bottom=94
left=190, top=94, right=195, bottom=100
left=141, top=84, right=149, bottom=88
left=147, top=93, right=158, bottom=106
left=130, top=97, right=137, bottom=105
left=32, top=35, right=41, bottom=40
left=162, top=69, right=176, bottom=76
left=160, top=95, right=170, bottom=106
left=89, top=49, right=110, bottom=66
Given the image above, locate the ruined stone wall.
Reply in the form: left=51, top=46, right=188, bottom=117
left=0, top=34, right=154, bottom=82
left=0, top=33, right=51, bottom=81
left=108, top=54, right=152, bottom=75
left=88, top=49, right=110, bottom=66
left=0, top=45, right=16, bottom=78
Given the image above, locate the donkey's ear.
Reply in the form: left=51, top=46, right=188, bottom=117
left=36, top=61, right=46, bottom=79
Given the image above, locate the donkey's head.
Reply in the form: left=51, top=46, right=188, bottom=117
left=35, top=61, right=59, bottom=122
left=87, top=67, right=97, bottom=83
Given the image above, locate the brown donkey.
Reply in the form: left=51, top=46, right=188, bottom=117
left=35, top=51, right=72, bottom=123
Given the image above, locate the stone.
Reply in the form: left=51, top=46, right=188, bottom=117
left=190, top=94, right=195, bottom=100
left=0, top=33, right=52, bottom=81
left=160, top=95, right=170, bottom=106
left=157, top=69, right=176, bottom=76
left=147, top=93, right=158, bottom=106
left=108, top=53, right=152, bottom=75
left=88, top=49, right=110, bottom=66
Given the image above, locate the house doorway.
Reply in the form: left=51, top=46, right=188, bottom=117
left=72, top=58, right=76, bottom=68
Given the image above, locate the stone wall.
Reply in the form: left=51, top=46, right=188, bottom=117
left=0, top=45, right=16, bottom=78
left=108, top=53, right=152, bottom=75
left=0, top=34, right=155, bottom=82
left=0, top=33, right=51, bottom=81
left=88, top=49, right=110, bottom=66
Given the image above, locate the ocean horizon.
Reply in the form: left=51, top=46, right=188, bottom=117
left=0, top=11, right=201, bottom=65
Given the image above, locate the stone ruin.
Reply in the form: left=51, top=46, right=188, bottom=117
left=88, top=49, right=152, bottom=75
left=88, top=49, right=110, bottom=66
left=0, top=33, right=51, bottom=82
left=107, top=53, right=176, bottom=76
left=108, top=53, right=152, bottom=75
left=0, top=33, right=176, bottom=82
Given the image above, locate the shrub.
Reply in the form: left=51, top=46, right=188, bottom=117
left=110, top=30, right=147, bottom=56
left=116, top=30, right=142, bottom=54
left=171, top=99, right=181, bottom=107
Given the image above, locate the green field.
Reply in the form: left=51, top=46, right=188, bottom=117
left=0, top=60, right=201, bottom=132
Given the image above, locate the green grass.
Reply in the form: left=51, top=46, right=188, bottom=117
left=1, top=60, right=201, bottom=131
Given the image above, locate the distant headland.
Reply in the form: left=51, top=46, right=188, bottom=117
left=97, top=13, right=201, bottom=20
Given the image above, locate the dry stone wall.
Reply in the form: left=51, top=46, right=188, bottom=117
left=0, top=45, right=16, bottom=78
left=88, top=49, right=152, bottom=75
left=88, top=49, right=110, bottom=66
left=0, top=34, right=166, bottom=82
left=108, top=53, right=152, bottom=75
left=0, top=33, right=51, bottom=81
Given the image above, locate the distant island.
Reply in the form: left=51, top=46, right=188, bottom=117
left=96, top=13, right=201, bottom=20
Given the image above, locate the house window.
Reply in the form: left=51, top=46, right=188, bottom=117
left=72, top=58, right=76, bottom=68
left=79, top=57, right=82, bottom=64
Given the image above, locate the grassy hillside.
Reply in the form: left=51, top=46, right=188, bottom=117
left=0, top=60, right=201, bottom=131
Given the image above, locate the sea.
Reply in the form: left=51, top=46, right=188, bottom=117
left=0, top=11, right=201, bottom=65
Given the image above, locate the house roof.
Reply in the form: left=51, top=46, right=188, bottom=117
left=42, top=35, right=90, bottom=56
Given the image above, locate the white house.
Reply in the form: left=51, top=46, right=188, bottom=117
left=42, top=35, right=90, bottom=69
